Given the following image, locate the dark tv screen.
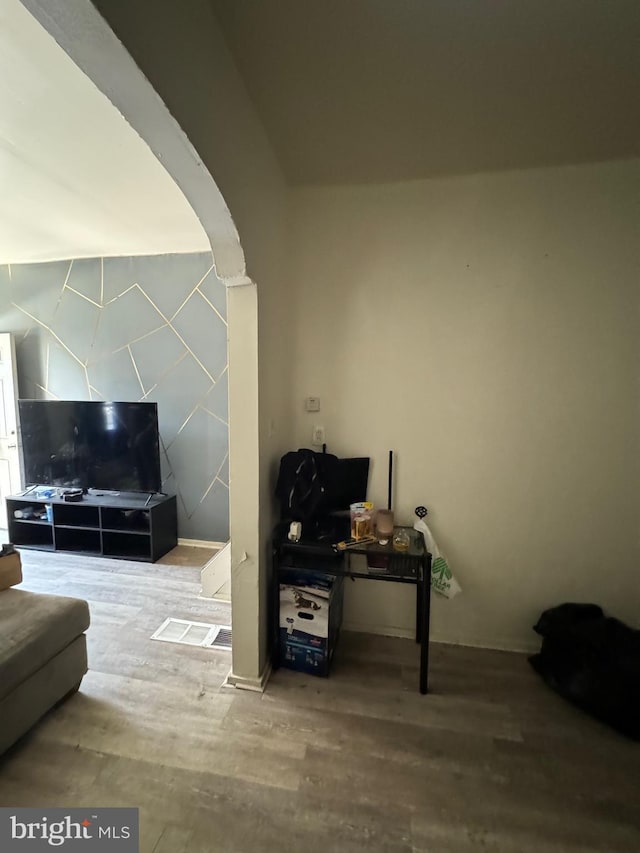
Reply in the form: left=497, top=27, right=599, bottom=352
left=19, top=400, right=162, bottom=494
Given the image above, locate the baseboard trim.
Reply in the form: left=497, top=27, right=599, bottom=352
left=222, top=662, right=272, bottom=693
left=344, top=621, right=538, bottom=654
left=343, top=621, right=414, bottom=640
left=428, top=634, right=539, bottom=654
left=196, top=592, right=231, bottom=604
left=177, top=537, right=226, bottom=549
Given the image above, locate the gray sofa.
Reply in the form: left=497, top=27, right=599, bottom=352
left=0, top=588, right=90, bottom=755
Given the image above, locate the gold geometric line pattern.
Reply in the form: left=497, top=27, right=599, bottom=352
left=77, top=281, right=224, bottom=394
left=112, top=325, right=167, bottom=354
left=36, top=383, right=59, bottom=400
left=169, top=262, right=215, bottom=323
left=133, top=285, right=218, bottom=386
left=198, top=476, right=218, bottom=506
left=140, top=351, right=190, bottom=401
left=64, top=285, right=102, bottom=309
left=163, top=391, right=229, bottom=453
left=48, top=269, right=67, bottom=330
left=12, top=251, right=228, bottom=538
left=213, top=451, right=229, bottom=482
left=174, top=488, right=189, bottom=522
left=197, top=287, right=227, bottom=327
left=86, top=306, right=103, bottom=368
left=11, top=303, right=85, bottom=369
left=130, top=285, right=171, bottom=323
left=171, top=406, right=198, bottom=446
left=87, top=380, right=107, bottom=401
left=83, top=364, right=91, bottom=399
left=104, top=282, right=139, bottom=305
left=164, top=321, right=216, bottom=385
left=163, top=413, right=194, bottom=454
left=202, top=452, right=230, bottom=500
left=158, top=433, right=177, bottom=498
left=62, top=260, right=73, bottom=289
left=139, top=286, right=221, bottom=384
left=199, top=403, right=229, bottom=428
left=197, top=366, right=229, bottom=426
left=163, top=397, right=229, bottom=518
left=128, top=344, right=146, bottom=398
left=195, top=467, right=229, bottom=515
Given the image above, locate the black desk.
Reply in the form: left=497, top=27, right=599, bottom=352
left=272, top=526, right=432, bottom=694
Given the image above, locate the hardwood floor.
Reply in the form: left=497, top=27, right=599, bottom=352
left=1, top=548, right=638, bottom=852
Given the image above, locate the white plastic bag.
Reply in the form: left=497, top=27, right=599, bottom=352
left=414, top=518, right=462, bottom=599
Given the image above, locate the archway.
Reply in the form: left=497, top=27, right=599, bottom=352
left=20, top=0, right=262, bottom=686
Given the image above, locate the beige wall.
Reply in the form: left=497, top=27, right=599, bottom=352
left=289, top=159, right=640, bottom=650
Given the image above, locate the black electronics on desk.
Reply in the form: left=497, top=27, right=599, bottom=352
left=274, top=449, right=370, bottom=542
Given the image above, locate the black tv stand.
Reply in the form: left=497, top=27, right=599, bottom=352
left=6, top=491, right=177, bottom=563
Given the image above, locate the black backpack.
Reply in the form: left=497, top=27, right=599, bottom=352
left=275, top=449, right=338, bottom=522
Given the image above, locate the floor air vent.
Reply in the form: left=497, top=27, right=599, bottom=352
left=210, top=627, right=233, bottom=649
left=151, top=618, right=232, bottom=650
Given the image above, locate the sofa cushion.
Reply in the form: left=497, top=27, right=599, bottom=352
left=0, top=589, right=90, bottom=701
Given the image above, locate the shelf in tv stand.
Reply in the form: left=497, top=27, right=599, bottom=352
left=10, top=518, right=52, bottom=526
left=6, top=492, right=177, bottom=563
left=101, top=526, right=149, bottom=536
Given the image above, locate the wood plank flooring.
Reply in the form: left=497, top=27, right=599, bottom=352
left=1, top=548, right=638, bottom=852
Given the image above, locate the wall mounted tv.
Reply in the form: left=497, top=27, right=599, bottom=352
left=18, top=400, right=162, bottom=494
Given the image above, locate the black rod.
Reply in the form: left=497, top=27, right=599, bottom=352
left=387, top=450, right=393, bottom=511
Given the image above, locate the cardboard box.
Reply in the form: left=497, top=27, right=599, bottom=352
left=279, top=574, right=344, bottom=677
left=0, top=552, right=22, bottom=590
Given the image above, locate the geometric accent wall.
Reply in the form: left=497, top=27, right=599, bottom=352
left=0, top=252, right=229, bottom=541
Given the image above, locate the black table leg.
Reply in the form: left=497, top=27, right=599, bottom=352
left=415, top=578, right=422, bottom=643
left=271, top=545, right=280, bottom=670
left=419, top=553, right=431, bottom=694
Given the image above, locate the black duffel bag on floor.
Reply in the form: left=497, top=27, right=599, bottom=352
left=529, top=602, right=640, bottom=740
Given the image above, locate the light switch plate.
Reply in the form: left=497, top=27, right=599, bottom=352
left=305, top=396, right=320, bottom=412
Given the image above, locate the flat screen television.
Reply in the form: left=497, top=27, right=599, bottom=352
left=18, top=400, right=162, bottom=494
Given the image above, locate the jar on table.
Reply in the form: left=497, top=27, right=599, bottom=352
left=392, top=528, right=410, bottom=552
left=375, top=509, right=394, bottom=545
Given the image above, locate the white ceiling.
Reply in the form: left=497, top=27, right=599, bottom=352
left=211, top=0, right=640, bottom=185
left=0, top=0, right=209, bottom=265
